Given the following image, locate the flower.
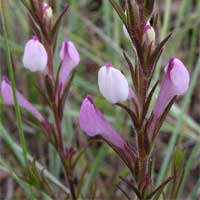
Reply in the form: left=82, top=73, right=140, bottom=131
left=0, top=78, right=44, bottom=122
left=59, top=40, right=80, bottom=95
left=22, top=36, right=48, bottom=72
left=98, top=63, right=129, bottom=103
left=153, top=57, right=189, bottom=118
left=79, top=96, right=126, bottom=149
left=148, top=57, right=190, bottom=140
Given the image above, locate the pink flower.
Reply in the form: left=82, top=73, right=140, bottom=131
left=98, top=63, right=129, bottom=103
left=148, top=57, right=190, bottom=140
left=1, top=78, right=44, bottom=122
left=22, top=36, right=48, bottom=72
left=154, top=57, right=189, bottom=117
left=59, top=40, right=80, bottom=95
left=79, top=96, right=126, bottom=149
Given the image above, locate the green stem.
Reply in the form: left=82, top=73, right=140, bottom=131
left=0, top=0, right=28, bottom=165
left=0, top=1, right=35, bottom=199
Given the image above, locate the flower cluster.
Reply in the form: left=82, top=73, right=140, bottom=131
left=79, top=57, right=189, bottom=163
left=1, top=2, right=80, bottom=199
left=1, top=36, right=79, bottom=124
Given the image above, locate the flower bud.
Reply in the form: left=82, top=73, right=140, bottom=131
left=148, top=57, right=190, bottom=140
left=22, top=36, right=48, bottom=72
left=59, top=40, right=80, bottom=95
left=98, top=63, right=129, bottom=103
left=42, top=2, right=53, bottom=23
left=0, top=78, right=44, bottom=122
left=79, top=96, right=126, bottom=149
left=143, top=25, right=155, bottom=45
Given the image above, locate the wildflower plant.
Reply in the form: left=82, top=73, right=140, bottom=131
left=79, top=0, right=190, bottom=199
left=1, top=1, right=81, bottom=199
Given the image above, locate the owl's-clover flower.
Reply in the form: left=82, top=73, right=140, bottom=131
left=79, top=96, right=126, bottom=149
left=22, top=36, right=48, bottom=72
left=149, top=57, right=190, bottom=140
left=0, top=78, right=44, bottom=122
left=59, top=40, right=80, bottom=96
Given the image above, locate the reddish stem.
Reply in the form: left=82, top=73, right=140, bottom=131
left=46, top=42, right=54, bottom=78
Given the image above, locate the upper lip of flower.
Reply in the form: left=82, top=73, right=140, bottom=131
left=98, top=64, right=129, bottom=103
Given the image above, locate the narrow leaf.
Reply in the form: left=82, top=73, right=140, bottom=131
left=147, top=176, right=174, bottom=199
left=117, top=185, right=132, bottom=200
left=51, top=5, right=69, bottom=39
left=142, top=81, right=159, bottom=121
left=109, top=0, right=127, bottom=24
left=123, top=51, right=136, bottom=87
left=149, top=32, right=172, bottom=68
left=119, top=176, right=141, bottom=199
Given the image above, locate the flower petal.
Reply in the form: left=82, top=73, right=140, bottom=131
left=98, top=63, right=129, bottom=103
left=79, top=96, right=126, bottom=149
left=59, top=40, right=80, bottom=95
left=22, top=36, right=48, bottom=72
left=1, top=78, right=44, bottom=122
left=148, top=57, right=190, bottom=140
left=153, top=57, right=190, bottom=118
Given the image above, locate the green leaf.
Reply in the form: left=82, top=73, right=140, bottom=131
left=149, top=32, right=172, bottom=72
left=51, top=5, right=69, bottom=39
left=109, top=0, right=127, bottom=25
left=174, top=147, right=184, bottom=172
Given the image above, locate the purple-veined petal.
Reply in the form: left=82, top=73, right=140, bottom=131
left=79, top=96, right=126, bottom=149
